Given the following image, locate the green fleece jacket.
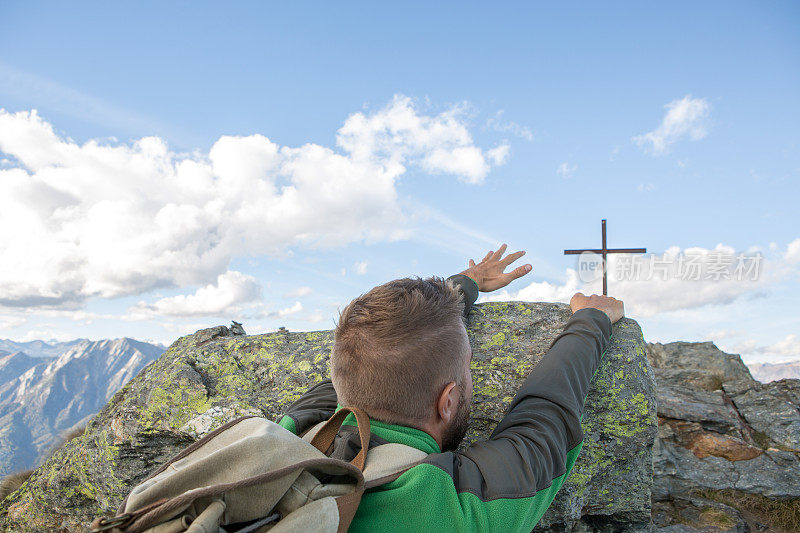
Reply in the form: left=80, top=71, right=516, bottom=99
left=278, top=274, right=612, bottom=532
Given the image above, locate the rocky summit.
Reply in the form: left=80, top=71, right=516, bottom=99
left=0, top=302, right=656, bottom=532
left=648, top=341, right=800, bottom=532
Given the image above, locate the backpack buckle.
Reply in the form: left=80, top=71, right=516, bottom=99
left=90, top=513, right=133, bottom=532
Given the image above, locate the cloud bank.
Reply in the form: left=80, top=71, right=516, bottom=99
left=0, top=95, right=507, bottom=311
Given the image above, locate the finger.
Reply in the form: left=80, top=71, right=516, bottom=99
left=505, top=263, right=532, bottom=281
left=499, top=250, right=525, bottom=268
left=482, top=250, right=493, bottom=262
left=469, top=259, right=476, bottom=268
left=492, top=243, right=508, bottom=260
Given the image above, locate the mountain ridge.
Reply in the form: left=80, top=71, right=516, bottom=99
left=0, top=337, right=165, bottom=475
left=746, top=359, right=800, bottom=382
left=0, top=338, right=88, bottom=359
left=0, top=351, right=52, bottom=387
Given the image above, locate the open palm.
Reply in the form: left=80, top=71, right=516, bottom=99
left=459, top=243, right=532, bottom=293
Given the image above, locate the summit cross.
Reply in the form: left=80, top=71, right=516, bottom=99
left=564, top=219, right=647, bottom=296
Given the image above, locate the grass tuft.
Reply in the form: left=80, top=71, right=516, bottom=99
left=695, top=488, right=800, bottom=532
left=0, top=470, right=33, bottom=502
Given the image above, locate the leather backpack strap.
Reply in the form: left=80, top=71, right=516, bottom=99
left=309, top=407, right=371, bottom=471
left=334, top=489, right=363, bottom=533
left=309, top=407, right=372, bottom=532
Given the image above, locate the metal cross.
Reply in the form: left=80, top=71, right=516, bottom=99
left=564, top=219, right=647, bottom=295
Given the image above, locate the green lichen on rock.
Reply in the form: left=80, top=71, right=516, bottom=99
left=0, top=302, right=656, bottom=532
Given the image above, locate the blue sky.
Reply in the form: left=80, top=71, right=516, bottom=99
left=0, top=2, right=798, bottom=362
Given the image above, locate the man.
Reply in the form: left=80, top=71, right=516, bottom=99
left=278, top=244, right=624, bottom=532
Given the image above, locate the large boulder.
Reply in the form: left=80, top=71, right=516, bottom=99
left=647, top=342, right=800, bottom=532
left=0, top=302, right=657, bottom=532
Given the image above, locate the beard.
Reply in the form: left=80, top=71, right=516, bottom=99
left=440, top=385, right=471, bottom=452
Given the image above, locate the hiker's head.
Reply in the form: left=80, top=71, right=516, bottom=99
left=331, top=276, right=472, bottom=451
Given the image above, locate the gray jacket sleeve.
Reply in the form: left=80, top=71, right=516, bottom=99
left=445, top=274, right=479, bottom=317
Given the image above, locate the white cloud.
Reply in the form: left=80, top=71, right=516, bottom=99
left=128, top=270, right=261, bottom=318
left=785, top=238, right=800, bottom=263
left=272, top=301, right=302, bottom=319
left=486, top=144, right=510, bottom=165
left=354, top=261, right=368, bottom=275
left=0, top=315, right=27, bottom=329
left=633, top=95, right=710, bottom=155
left=725, top=334, right=800, bottom=364
left=0, top=96, right=506, bottom=310
left=17, top=328, right=75, bottom=343
left=704, top=329, right=744, bottom=341
left=337, top=95, right=507, bottom=185
left=486, top=110, right=534, bottom=141
left=557, top=163, right=577, bottom=178
left=637, top=183, right=655, bottom=192
left=479, top=269, right=582, bottom=305
left=283, top=286, right=312, bottom=298
left=763, top=334, right=800, bottom=357
left=161, top=321, right=214, bottom=337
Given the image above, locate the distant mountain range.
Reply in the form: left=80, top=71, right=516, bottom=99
left=0, top=338, right=88, bottom=359
left=0, top=338, right=165, bottom=476
left=746, top=360, right=800, bottom=382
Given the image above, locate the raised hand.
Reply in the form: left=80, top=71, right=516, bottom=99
left=459, top=243, right=533, bottom=293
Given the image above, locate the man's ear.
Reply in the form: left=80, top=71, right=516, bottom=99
left=436, top=381, right=458, bottom=424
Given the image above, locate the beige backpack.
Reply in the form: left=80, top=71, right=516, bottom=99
left=90, top=407, right=427, bottom=533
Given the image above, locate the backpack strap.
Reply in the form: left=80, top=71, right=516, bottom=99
left=308, top=407, right=371, bottom=471
left=303, top=407, right=371, bottom=531
left=303, top=411, right=429, bottom=490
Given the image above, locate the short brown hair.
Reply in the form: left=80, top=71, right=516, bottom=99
left=331, top=276, right=470, bottom=424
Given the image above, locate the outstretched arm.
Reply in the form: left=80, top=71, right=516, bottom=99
left=419, top=293, right=623, bottom=531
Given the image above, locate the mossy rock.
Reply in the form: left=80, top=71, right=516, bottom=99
left=0, top=302, right=657, bottom=532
